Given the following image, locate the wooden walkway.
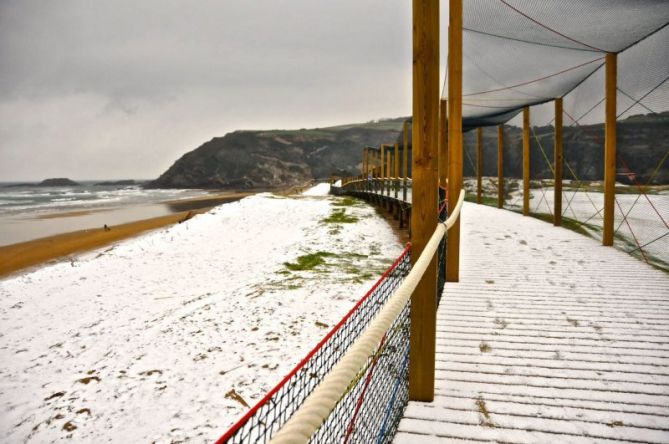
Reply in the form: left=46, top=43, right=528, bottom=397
left=395, top=202, right=669, bottom=443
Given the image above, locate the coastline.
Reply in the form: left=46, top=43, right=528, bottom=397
left=0, top=191, right=256, bottom=278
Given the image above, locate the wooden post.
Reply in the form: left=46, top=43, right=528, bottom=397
left=476, top=127, right=483, bottom=204
left=554, top=98, right=563, bottom=226
left=403, top=121, right=409, bottom=203
left=438, top=98, right=448, bottom=189
left=362, top=147, right=367, bottom=177
left=409, top=0, right=439, bottom=402
left=603, top=53, right=617, bottom=246
left=498, top=124, right=504, bottom=209
left=446, top=0, right=463, bottom=284
left=393, top=143, right=400, bottom=200
left=380, top=144, right=386, bottom=197
left=522, top=107, right=530, bottom=215
left=387, top=150, right=392, bottom=198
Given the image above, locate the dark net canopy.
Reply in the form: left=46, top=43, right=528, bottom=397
left=444, top=0, right=669, bottom=129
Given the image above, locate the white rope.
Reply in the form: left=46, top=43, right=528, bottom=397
left=270, top=189, right=465, bottom=444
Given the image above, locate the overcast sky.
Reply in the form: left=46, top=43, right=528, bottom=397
left=0, top=1, right=452, bottom=181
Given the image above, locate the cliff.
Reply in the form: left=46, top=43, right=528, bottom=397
left=148, top=119, right=405, bottom=189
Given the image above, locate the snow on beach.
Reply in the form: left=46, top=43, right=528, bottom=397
left=0, top=184, right=403, bottom=443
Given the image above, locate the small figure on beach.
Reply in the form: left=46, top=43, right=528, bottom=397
left=103, top=224, right=111, bottom=232
left=179, top=211, right=194, bottom=224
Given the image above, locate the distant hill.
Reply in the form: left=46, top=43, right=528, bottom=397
left=149, top=112, right=668, bottom=189
left=148, top=119, right=405, bottom=189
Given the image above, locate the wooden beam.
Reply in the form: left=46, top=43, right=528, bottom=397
left=477, top=127, right=482, bottom=204
left=439, top=98, right=448, bottom=189
left=522, top=107, right=530, bottom=216
left=603, top=53, right=617, bottom=246
left=446, top=0, right=463, bottom=284
left=498, top=124, right=504, bottom=209
left=409, top=0, right=439, bottom=402
left=554, top=98, right=563, bottom=226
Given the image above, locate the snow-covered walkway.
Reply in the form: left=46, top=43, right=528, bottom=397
left=396, top=202, right=669, bottom=443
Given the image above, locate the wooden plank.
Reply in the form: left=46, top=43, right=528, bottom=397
left=447, top=0, right=463, bottom=284
left=522, top=107, right=530, bottom=216
left=554, top=98, right=563, bottom=226
left=603, top=53, right=617, bottom=246
left=497, top=125, right=504, bottom=209
left=477, top=127, right=482, bottom=204
left=410, top=0, right=440, bottom=402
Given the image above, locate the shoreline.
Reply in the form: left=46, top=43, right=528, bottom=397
left=0, top=183, right=316, bottom=279
left=0, top=192, right=256, bottom=278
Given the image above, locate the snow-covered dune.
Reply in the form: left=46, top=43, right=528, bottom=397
left=0, top=185, right=403, bottom=443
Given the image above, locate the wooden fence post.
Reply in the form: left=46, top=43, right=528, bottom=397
left=554, top=98, right=563, bottom=226
left=409, top=0, right=440, bottom=402
left=603, top=53, right=617, bottom=246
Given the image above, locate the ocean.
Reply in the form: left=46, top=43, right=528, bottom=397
left=0, top=182, right=211, bottom=246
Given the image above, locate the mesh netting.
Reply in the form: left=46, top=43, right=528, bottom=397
left=216, top=247, right=411, bottom=444
left=447, top=1, right=669, bottom=272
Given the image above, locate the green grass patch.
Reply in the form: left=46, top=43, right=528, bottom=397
left=284, top=251, right=335, bottom=271
left=331, top=197, right=365, bottom=207
left=465, top=192, right=499, bottom=207
left=322, top=209, right=359, bottom=224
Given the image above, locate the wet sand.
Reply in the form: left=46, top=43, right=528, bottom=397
left=0, top=191, right=256, bottom=278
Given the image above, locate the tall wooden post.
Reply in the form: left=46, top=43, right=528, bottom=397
left=363, top=147, right=367, bottom=177
left=403, top=121, right=409, bottom=202
left=522, top=107, right=530, bottom=215
left=393, top=143, right=400, bottom=199
left=477, top=127, right=483, bottom=204
left=409, top=0, right=439, bottom=402
left=387, top=150, right=392, bottom=197
left=447, top=0, right=463, bottom=284
left=603, top=53, right=617, bottom=246
left=380, top=144, right=386, bottom=197
left=498, top=125, right=504, bottom=209
left=554, top=98, right=563, bottom=226
left=438, top=98, right=448, bottom=189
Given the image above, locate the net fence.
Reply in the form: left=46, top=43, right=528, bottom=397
left=216, top=246, right=411, bottom=444
left=449, top=0, right=669, bottom=272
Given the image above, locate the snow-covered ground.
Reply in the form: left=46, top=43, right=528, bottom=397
left=0, top=184, right=403, bottom=443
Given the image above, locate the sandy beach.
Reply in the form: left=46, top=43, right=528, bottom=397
left=0, top=191, right=256, bottom=278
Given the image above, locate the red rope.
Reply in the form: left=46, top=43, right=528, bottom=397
left=615, top=197, right=649, bottom=263
left=343, top=333, right=388, bottom=444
